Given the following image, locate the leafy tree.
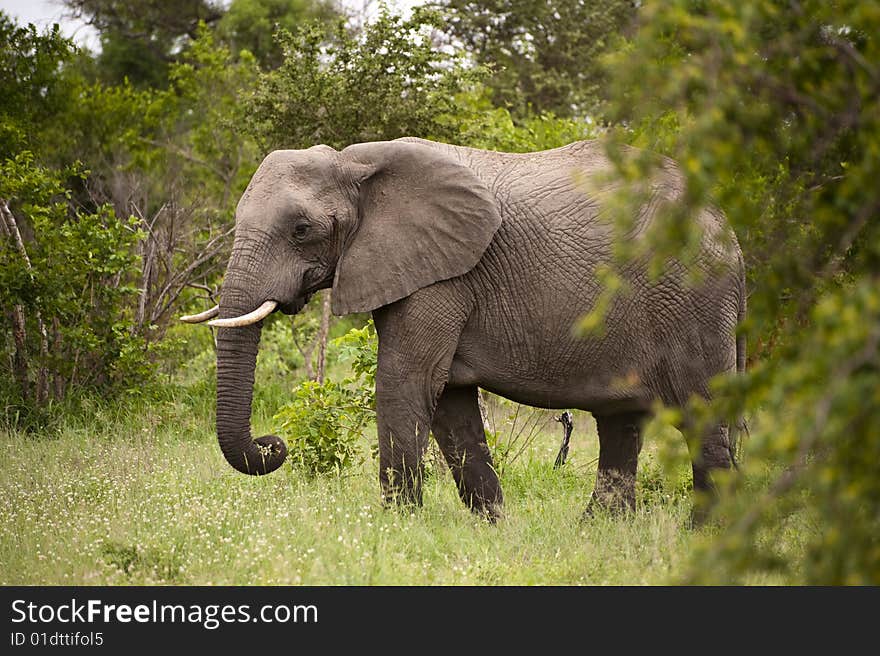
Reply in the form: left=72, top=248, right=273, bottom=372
left=439, top=0, right=637, bottom=118
left=162, top=26, right=263, bottom=211
left=0, top=18, right=153, bottom=415
left=216, top=0, right=343, bottom=69
left=245, top=5, right=600, bottom=153
left=0, top=14, right=262, bottom=422
left=0, top=154, right=148, bottom=419
left=603, top=0, right=880, bottom=583
left=64, top=0, right=224, bottom=39
left=45, top=27, right=263, bottom=338
left=143, top=28, right=266, bottom=333
left=0, top=13, right=77, bottom=157
left=95, top=30, right=172, bottom=89
left=62, top=0, right=225, bottom=86
left=442, top=88, right=598, bottom=152
left=245, top=7, right=486, bottom=150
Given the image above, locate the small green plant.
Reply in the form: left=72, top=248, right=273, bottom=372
left=273, top=379, right=371, bottom=476
left=484, top=394, right=550, bottom=476
left=331, top=319, right=377, bottom=391
left=273, top=320, right=377, bottom=476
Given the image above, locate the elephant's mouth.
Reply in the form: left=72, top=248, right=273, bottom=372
left=279, top=294, right=311, bottom=315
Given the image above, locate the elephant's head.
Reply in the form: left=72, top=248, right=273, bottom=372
left=182, top=140, right=501, bottom=476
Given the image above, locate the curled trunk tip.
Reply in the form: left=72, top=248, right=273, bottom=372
left=222, top=434, right=288, bottom=475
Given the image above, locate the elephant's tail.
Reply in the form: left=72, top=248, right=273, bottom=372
left=730, top=264, right=748, bottom=465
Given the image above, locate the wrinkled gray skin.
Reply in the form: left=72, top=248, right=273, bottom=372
left=212, top=138, right=745, bottom=521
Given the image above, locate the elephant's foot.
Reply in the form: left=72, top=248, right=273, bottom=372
left=431, top=385, right=504, bottom=523
left=381, top=493, right=422, bottom=511
left=582, top=472, right=636, bottom=520
left=463, top=489, right=504, bottom=523
left=380, top=465, right=425, bottom=509
left=686, top=420, right=734, bottom=528
left=582, top=496, right=636, bottom=519
left=688, top=485, right=723, bottom=529
left=470, top=501, right=503, bottom=524
left=688, top=502, right=713, bottom=529
left=586, top=412, right=644, bottom=520
left=457, top=464, right=504, bottom=523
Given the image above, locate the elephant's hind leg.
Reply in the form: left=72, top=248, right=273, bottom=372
left=683, top=418, right=733, bottom=526
left=584, top=412, right=647, bottom=518
left=432, top=386, right=503, bottom=521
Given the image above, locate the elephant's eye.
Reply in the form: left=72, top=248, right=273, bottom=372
left=293, top=222, right=309, bottom=240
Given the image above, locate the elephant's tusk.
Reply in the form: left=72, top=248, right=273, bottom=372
left=180, top=305, right=220, bottom=323
left=207, top=300, right=278, bottom=328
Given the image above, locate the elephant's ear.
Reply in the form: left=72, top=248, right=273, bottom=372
left=331, top=140, right=501, bottom=315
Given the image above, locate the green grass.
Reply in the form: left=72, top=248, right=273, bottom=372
left=0, top=388, right=807, bottom=585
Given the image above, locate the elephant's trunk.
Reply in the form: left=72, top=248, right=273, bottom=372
left=215, top=289, right=287, bottom=475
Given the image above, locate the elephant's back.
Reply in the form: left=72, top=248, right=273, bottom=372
left=395, top=136, right=613, bottom=188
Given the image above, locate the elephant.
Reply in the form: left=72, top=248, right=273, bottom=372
left=182, top=137, right=746, bottom=522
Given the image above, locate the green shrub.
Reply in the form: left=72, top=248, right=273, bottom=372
left=245, top=7, right=484, bottom=151
left=0, top=153, right=153, bottom=426
left=273, top=379, right=371, bottom=476
left=484, top=395, right=552, bottom=476
left=331, top=319, right=377, bottom=392
left=273, top=320, right=377, bottom=476
left=604, top=0, right=880, bottom=583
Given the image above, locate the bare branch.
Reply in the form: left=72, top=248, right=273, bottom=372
left=1, top=198, right=50, bottom=402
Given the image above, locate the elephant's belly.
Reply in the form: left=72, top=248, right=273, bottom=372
left=447, top=340, right=654, bottom=414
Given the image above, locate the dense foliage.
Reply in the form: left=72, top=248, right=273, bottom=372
left=217, top=0, right=342, bottom=69
left=440, top=0, right=636, bottom=117
left=0, top=155, right=146, bottom=421
left=604, top=0, right=880, bottom=583
left=63, top=0, right=225, bottom=87
left=0, top=15, right=76, bottom=157
left=273, top=321, right=377, bottom=475
left=245, top=7, right=485, bottom=150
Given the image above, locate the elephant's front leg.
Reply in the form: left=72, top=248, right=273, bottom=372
left=372, top=294, right=468, bottom=507
left=375, top=383, right=432, bottom=506
left=432, top=385, right=503, bottom=520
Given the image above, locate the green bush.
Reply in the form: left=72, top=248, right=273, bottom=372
left=273, top=320, right=377, bottom=476
left=0, top=153, right=153, bottom=425
left=483, top=395, right=549, bottom=476
left=331, top=319, right=377, bottom=392
left=603, top=0, right=880, bottom=583
left=273, top=379, right=370, bottom=476
left=245, top=7, right=485, bottom=151
left=441, top=88, right=599, bottom=153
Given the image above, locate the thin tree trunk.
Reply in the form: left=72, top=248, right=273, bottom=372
left=52, top=317, right=64, bottom=400
left=0, top=201, right=28, bottom=399
left=1, top=198, right=50, bottom=402
left=8, top=305, right=29, bottom=400
left=316, top=290, right=332, bottom=384
left=70, top=347, right=80, bottom=390
left=135, top=230, right=155, bottom=335
left=477, top=389, right=491, bottom=433
left=290, top=318, right=316, bottom=380
left=36, top=320, right=48, bottom=404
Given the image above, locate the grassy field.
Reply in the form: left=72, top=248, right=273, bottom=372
left=0, top=377, right=806, bottom=585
